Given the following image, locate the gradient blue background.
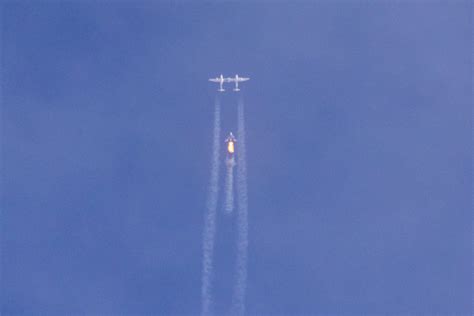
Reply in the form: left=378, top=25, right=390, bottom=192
left=2, top=1, right=472, bottom=314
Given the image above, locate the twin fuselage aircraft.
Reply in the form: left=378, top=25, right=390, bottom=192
left=209, top=74, right=250, bottom=92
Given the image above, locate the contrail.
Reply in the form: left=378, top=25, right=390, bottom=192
left=224, top=157, right=235, bottom=215
left=201, top=95, right=221, bottom=316
left=231, top=95, right=249, bottom=316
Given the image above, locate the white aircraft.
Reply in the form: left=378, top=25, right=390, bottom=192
left=209, top=74, right=250, bottom=92
left=209, top=74, right=230, bottom=92
left=228, top=74, right=250, bottom=91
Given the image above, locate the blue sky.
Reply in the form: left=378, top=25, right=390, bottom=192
left=2, top=1, right=472, bottom=314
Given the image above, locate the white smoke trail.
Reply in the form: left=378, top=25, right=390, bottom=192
left=201, top=95, right=221, bottom=316
left=224, top=157, right=235, bottom=215
left=231, top=95, right=249, bottom=316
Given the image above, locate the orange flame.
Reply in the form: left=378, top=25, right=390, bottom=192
left=228, top=141, right=235, bottom=153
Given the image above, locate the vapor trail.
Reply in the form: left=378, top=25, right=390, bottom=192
left=231, top=95, right=249, bottom=316
left=201, top=95, right=221, bottom=316
left=224, top=157, right=235, bottom=215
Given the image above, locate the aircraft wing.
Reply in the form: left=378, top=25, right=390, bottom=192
left=228, top=77, right=250, bottom=82
left=209, top=78, right=219, bottom=82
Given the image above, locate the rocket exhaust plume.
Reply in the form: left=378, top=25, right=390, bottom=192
left=231, top=95, right=249, bottom=316
left=201, top=95, right=221, bottom=316
left=224, top=156, right=235, bottom=215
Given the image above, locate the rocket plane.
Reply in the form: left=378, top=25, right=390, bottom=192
left=225, top=132, right=237, bottom=156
